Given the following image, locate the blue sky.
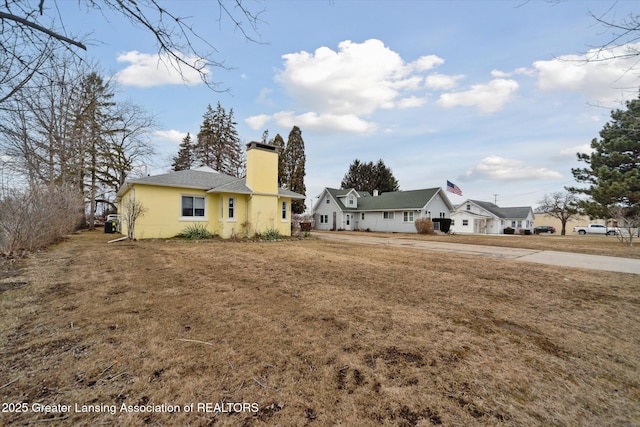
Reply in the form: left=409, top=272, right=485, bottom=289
left=52, top=0, right=640, bottom=209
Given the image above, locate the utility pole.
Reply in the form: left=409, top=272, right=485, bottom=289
left=493, top=194, right=499, bottom=205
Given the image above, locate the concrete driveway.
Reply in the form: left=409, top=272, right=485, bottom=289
left=315, top=232, right=640, bottom=275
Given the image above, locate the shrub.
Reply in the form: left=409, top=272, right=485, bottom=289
left=0, top=183, right=83, bottom=255
left=261, top=228, right=282, bottom=241
left=415, top=218, right=435, bottom=235
left=177, top=223, right=213, bottom=240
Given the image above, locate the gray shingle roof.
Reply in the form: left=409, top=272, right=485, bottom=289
left=325, top=187, right=443, bottom=211
left=118, top=167, right=304, bottom=199
left=469, top=200, right=532, bottom=219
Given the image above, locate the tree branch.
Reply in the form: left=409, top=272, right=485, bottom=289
left=0, top=11, right=87, bottom=50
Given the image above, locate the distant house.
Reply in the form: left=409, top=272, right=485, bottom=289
left=313, top=187, right=454, bottom=233
left=450, top=200, right=534, bottom=234
left=116, top=142, right=305, bottom=239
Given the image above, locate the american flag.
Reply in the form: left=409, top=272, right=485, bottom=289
left=446, top=180, right=463, bottom=196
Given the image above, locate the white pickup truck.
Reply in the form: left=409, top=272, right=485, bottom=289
left=573, top=224, right=619, bottom=235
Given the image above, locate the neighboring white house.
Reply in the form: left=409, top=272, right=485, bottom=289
left=313, top=187, right=454, bottom=233
left=450, top=199, right=535, bottom=234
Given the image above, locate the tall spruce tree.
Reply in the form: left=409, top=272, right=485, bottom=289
left=283, top=126, right=306, bottom=214
left=172, top=133, right=195, bottom=171
left=195, top=102, right=243, bottom=177
left=272, top=133, right=287, bottom=188
left=341, top=159, right=399, bottom=194
left=77, top=72, right=115, bottom=230
left=569, top=92, right=640, bottom=241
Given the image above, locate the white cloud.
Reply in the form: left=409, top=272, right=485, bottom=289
left=267, top=39, right=444, bottom=133
left=491, top=68, right=535, bottom=78
left=412, top=54, right=445, bottom=71
left=533, top=42, right=640, bottom=102
left=246, top=111, right=376, bottom=134
left=490, top=69, right=510, bottom=78
left=396, top=96, right=427, bottom=109
left=425, top=73, right=465, bottom=90
left=464, top=156, right=563, bottom=181
left=115, top=51, right=209, bottom=87
left=245, top=114, right=271, bottom=130
left=559, top=144, right=593, bottom=157
left=153, top=129, right=187, bottom=144
left=437, top=79, right=519, bottom=113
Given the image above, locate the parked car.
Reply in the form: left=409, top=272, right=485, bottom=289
left=573, top=224, right=619, bottom=235
left=534, top=225, right=556, bottom=234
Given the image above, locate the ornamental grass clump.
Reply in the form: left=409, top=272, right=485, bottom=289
left=177, top=223, right=214, bottom=240
left=261, top=228, right=282, bottom=241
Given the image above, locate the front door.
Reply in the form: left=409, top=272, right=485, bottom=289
left=345, top=214, right=351, bottom=230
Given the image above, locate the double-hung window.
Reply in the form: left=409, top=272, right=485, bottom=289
left=281, top=201, right=287, bottom=220
left=403, top=212, right=414, bottom=222
left=182, top=195, right=205, bottom=217
left=228, top=197, right=236, bottom=220
left=383, top=212, right=394, bottom=220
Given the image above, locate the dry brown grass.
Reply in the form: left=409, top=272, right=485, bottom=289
left=1, top=231, right=639, bottom=426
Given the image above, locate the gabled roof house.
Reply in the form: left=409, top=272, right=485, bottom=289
left=313, top=187, right=454, bottom=233
left=450, top=199, right=534, bottom=234
left=116, top=142, right=304, bottom=239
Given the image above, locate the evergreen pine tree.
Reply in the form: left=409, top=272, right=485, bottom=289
left=283, top=126, right=306, bottom=214
left=195, top=104, right=218, bottom=168
left=171, top=133, right=195, bottom=171
left=341, top=159, right=399, bottom=194
left=195, top=102, right=243, bottom=177
left=271, top=133, right=287, bottom=188
left=222, top=108, right=244, bottom=177
left=569, top=93, right=640, bottom=239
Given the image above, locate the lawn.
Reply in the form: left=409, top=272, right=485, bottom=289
left=1, top=231, right=638, bottom=426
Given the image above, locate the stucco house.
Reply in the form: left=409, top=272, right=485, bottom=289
left=450, top=199, right=534, bottom=234
left=116, top=142, right=305, bottom=239
left=313, top=187, right=454, bottom=233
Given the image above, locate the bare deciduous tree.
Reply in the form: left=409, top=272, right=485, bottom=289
left=0, top=183, right=83, bottom=255
left=0, top=0, right=263, bottom=105
left=119, top=197, right=147, bottom=241
left=536, top=192, right=580, bottom=235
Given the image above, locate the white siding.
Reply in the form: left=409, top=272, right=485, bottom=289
left=314, top=192, right=339, bottom=230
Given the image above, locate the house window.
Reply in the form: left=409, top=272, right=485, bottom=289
left=361, top=213, right=365, bottom=220
left=517, top=220, right=522, bottom=228
left=440, top=212, right=446, bottom=219
left=228, top=197, right=235, bottom=220
left=326, top=198, right=330, bottom=204
left=466, top=204, right=471, bottom=211
left=451, top=219, right=455, bottom=226
left=349, top=196, right=354, bottom=205
left=511, top=220, right=516, bottom=227
left=462, top=219, right=469, bottom=226
left=281, top=201, right=287, bottom=220
left=320, top=215, right=328, bottom=224
left=182, top=195, right=205, bottom=217
left=403, top=212, right=414, bottom=222
left=383, top=212, right=394, bottom=220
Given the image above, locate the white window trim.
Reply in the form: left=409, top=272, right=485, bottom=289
left=383, top=211, right=394, bottom=220
left=227, top=197, right=236, bottom=222
left=180, top=194, right=207, bottom=221
left=281, top=200, right=288, bottom=222
left=403, top=211, right=415, bottom=223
